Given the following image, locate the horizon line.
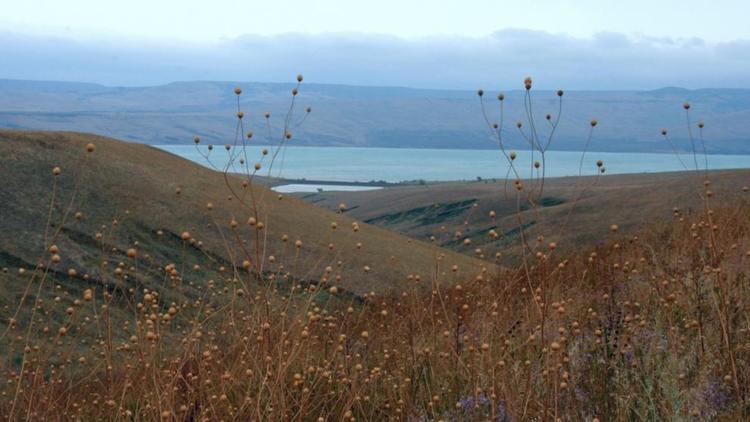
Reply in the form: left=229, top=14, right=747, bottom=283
left=2, top=77, right=749, bottom=93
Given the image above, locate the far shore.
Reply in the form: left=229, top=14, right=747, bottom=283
left=244, top=167, right=750, bottom=190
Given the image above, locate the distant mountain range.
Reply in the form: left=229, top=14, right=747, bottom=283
left=1, top=79, right=749, bottom=153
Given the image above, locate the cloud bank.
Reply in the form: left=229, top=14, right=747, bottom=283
left=1, top=29, right=749, bottom=89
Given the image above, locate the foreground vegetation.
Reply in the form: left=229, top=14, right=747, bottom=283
left=1, top=79, right=749, bottom=421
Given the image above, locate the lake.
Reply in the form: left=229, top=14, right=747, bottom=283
left=157, top=145, right=750, bottom=183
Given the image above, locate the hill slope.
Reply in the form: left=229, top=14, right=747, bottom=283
left=301, top=170, right=750, bottom=262
left=0, top=130, right=484, bottom=298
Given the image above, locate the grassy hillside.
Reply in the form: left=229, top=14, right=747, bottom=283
left=2, top=79, right=750, bottom=153
left=303, top=170, right=750, bottom=263
left=0, top=130, right=484, bottom=298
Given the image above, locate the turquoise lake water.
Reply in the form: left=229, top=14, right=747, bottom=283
left=157, top=145, right=750, bottom=183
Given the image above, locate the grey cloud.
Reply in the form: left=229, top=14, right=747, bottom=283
left=0, top=28, right=748, bottom=89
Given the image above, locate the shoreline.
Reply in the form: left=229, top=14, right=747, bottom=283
left=255, top=167, right=750, bottom=189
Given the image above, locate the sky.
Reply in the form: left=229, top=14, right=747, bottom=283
left=4, top=0, right=749, bottom=42
left=1, top=0, right=749, bottom=89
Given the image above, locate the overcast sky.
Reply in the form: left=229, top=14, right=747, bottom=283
left=1, top=0, right=749, bottom=89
